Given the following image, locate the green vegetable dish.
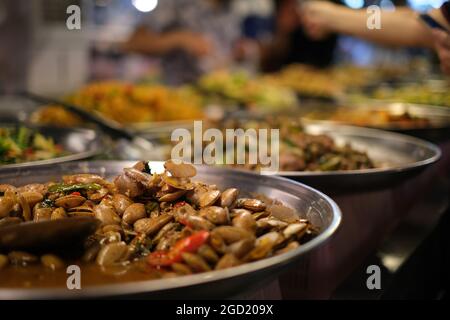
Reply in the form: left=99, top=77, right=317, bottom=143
left=0, top=127, right=65, bottom=165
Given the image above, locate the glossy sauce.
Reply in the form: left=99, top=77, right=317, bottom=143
left=0, top=259, right=165, bottom=288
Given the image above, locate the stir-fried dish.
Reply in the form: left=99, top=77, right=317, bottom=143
left=0, top=160, right=318, bottom=287
left=371, top=84, right=450, bottom=107
left=32, top=81, right=204, bottom=126
left=0, top=127, right=64, bottom=165
left=219, top=118, right=374, bottom=172
left=265, top=64, right=344, bottom=99
left=278, top=124, right=374, bottom=171
left=304, top=108, right=431, bottom=129
left=197, top=70, right=298, bottom=112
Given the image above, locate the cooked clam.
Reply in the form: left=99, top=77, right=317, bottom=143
left=96, top=241, right=129, bottom=266
left=122, top=203, right=146, bottom=225
left=51, top=207, right=67, bottom=220
left=164, top=160, right=197, bottom=178
left=232, top=210, right=257, bottom=232
left=55, top=195, right=86, bottom=209
left=199, top=190, right=221, bottom=208
left=0, top=254, right=9, bottom=270
left=199, top=206, right=229, bottom=225
left=94, top=202, right=121, bottom=226
left=41, top=254, right=65, bottom=271
left=236, top=198, right=266, bottom=212
left=0, top=193, right=15, bottom=218
left=0, top=160, right=319, bottom=285
left=181, top=252, right=211, bottom=272
left=112, top=194, right=133, bottom=216
left=219, top=188, right=239, bottom=208
left=215, top=253, right=241, bottom=270
left=133, top=214, right=173, bottom=235
left=33, top=207, right=53, bottom=222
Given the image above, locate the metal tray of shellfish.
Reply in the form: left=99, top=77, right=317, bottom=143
left=0, top=161, right=341, bottom=299
left=273, top=122, right=441, bottom=191
left=137, top=120, right=441, bottom=192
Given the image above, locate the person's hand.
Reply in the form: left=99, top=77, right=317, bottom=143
left=233, top=38, right=259, bottom=61
left=432, top=29, right=450, bottom=75
left=121, top=26, right=151, bottom=52
left=178, top=32, right=213, bottom=57
left=301, top=1, right=337, bottom=40
left=121, top=27, right=213, bottom=57
left=277, top=0, right=301, bottom=35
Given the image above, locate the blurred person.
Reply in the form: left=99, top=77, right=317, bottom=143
left=0, top=0, right=32, bottom=93
left=302, top=1, right=450, bottom=74
left=259, top=0, right=341, bottom=72
left=123, top=0, right=241, bottom=84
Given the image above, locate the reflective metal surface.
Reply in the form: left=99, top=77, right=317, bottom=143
left=274, top=122, right=441, bottom=191
left=301, top=102, right=450, bottom=141
left=0, top=161, right=341, bottom=299
left=138, top=120, right=441, bottom=191
left=302, top=102, right=450, bottom=129
left=0, top=126, right=104, bottom=170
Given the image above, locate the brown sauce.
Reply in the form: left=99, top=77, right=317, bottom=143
left=0, top=259, right=164, bottom=288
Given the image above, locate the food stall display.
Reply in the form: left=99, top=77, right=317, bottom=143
left=197, top=70, right=298, bottom=112
left=301, top=104, right=437, bottom=130
left=0, top=0, right=449, bottom=301
left=0, top=125, right=103, bottom=169
left=371, top=83, right=450, bottom=107
left=218, top=118, right=374, bottom=172
left=0, top=126, right=64, bottom=165
left=0, top=160, right=340, bottom=297
left=32, top=81, right=205, bottom=126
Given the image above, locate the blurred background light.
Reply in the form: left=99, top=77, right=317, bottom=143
left=380, top=0, right=396, bottom=10
left=131, top=0, right=158, bottom=12
left=408, top=0, right=446, bottom=11
left=343, top=0, right=365, bottom=9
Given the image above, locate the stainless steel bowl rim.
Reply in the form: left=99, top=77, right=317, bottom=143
left=0, top=161, right=341, bottom=299
left=139, top=120, right=441, bottom=178
left=274, top=122, right=441, bottom=177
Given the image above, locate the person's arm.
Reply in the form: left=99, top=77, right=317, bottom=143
left=259, top=33, right=292, bottom=72
left=302, top=2, right=435, bottom=47
left=432, top=28, right=450, bottom=73
left=123, top=25, right=212, bottom=57
left=429, top=5, right=450, bottom=74
left=302, top=1, right=450, bottom=74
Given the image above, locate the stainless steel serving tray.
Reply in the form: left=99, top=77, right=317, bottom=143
left=302, top=102, right=450, bottom=129
left=0, top=125, right=104, bottom=170
left=137, top=120, right=441, bottom=192
left=300, top=101, right=450, bottom=141
left=273, top=122, right=441, bottom=191
left=0, top=161, right=341, bottom=299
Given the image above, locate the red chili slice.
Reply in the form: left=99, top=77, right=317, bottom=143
left=146, top=230, right=210, bottom=267
left=173, top=201, right=187, bottom=208
left=147, top=250, right=173, bottom=267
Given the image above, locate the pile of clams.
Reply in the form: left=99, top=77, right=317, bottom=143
left=0, top=160, right=318, bottom=278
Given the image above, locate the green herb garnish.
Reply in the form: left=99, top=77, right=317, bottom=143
left=48, top=183, right=102, bottom=193
left=145, top=201, right=159, bottom=214
left=41, top=198, right=55, bottom=208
